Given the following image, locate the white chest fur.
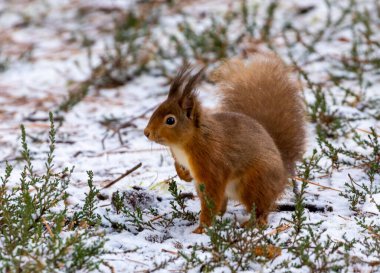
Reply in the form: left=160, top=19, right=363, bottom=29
left=171, top=145, right=240, bottom=200
left=170, top=146, right=191, bottom=171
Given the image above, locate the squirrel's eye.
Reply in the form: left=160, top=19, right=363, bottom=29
left=166, top=116, right=176, bottom=126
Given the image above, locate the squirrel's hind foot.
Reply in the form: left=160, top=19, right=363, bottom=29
left=242, top=216, right=268, bottom=229
left=192, top=226, right=205, bottom=234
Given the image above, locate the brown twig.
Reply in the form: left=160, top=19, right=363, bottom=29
left=113, top=104, right=159, bottom=133
left=102, top=261, right=116, bottom=273
left=357, top=128, right=378, bottom=136
left=338, top=215, right=351, bottom=221
left=101, top=163, right=142, bottom=189
left=101, top=104, right=159, bottom=147
left=292, top=176, right=342, bottom=192
left=252, top=223, right=291, bottom=244
left=41, top=217, right=54, bottom=238
left=161, top=249, right=178, bottom=255
left=150, top=214, right=166, bottom=222
left=123, top=257, right=148, bottom=266
left=276, top=203, right=333, bottom=212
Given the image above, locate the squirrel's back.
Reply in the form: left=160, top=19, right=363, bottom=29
left=212, top=54, right=306, bottom=174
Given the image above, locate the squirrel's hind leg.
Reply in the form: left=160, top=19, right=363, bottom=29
left=238, top=173, right=277, bottom=227
left=193, top=180, right=227, bottom=234
left=219, top=197, right=228, bottom=216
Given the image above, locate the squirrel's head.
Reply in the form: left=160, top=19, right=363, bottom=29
left=144, top=64, right=205, bottom=146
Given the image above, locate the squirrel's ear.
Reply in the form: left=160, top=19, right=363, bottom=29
left=179, top=67, right=205, bottom=124
left=180, top=91, right=197, bottom=119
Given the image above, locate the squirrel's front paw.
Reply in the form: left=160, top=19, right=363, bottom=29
left=179, top=167, right=192, bottom=182
left=192, top=226, right=205, bottom=234
left=175, top=162, right=193, bottom=182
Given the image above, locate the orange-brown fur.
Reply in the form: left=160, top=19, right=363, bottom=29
left=212, top=54, right=306, bottom=174
left=144, top=54, right=306, bottom=233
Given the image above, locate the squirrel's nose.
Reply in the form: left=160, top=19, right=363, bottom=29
left=144, top=128, right=150, bottom=139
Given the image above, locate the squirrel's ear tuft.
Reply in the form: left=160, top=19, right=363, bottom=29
left=168, top=63, right=193, bottom=98
left=179, top=67, right=205, bottom=126
left=182, top=66, right=205, bottom=97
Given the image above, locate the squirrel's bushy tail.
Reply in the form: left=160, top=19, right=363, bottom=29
left=212, top=53, right=306, bottom=175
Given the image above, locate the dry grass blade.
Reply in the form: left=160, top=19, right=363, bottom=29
left=161, top=248, right=178, bottom=255
left=293, top=176, right=343, bottom=192
left=356, top=128, right=378, bottom=136
left=41, top=217, right=54, bottom=238
left=265, top=223, right=291, bottom=236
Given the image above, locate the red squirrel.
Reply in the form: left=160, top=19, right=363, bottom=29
left=144, top=54, right=306, bottom=233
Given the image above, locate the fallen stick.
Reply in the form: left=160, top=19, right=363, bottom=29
left=277, top=203, right=333, bottom=212
left=161, top=248, right=178, bottom=255
left=150, top=214, right=166, bottom=222
left=356, top=128, right=378, bottom=136
left=41, top=217, right=54, bottom=238
left=338, top=215, right=351, bottom=221
left=265, top=223, right=291, bottom=236
left=102, top=261, right=115, bottom=273
left=292, top=176, right=342, bottom=192
left=122, top=257, right=147, bottom=266
left=102, top=162, right=142, bottom=189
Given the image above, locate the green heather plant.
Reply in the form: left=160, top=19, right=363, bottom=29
left=105, top=180, right=197, bottom=234
left=285, top=226, right=355, bottom=272
left=72, top=170, right=102, bottom=228
left=0, top=113, right=105, bottom=273
left=180, top=210, right=279, bottom=272
left=0, top=48, right=9, bottom=73
left=168, top=179, right=197, bottom=222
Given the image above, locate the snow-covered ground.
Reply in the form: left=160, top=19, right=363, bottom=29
left=1, top=0, right=379, bottom=272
